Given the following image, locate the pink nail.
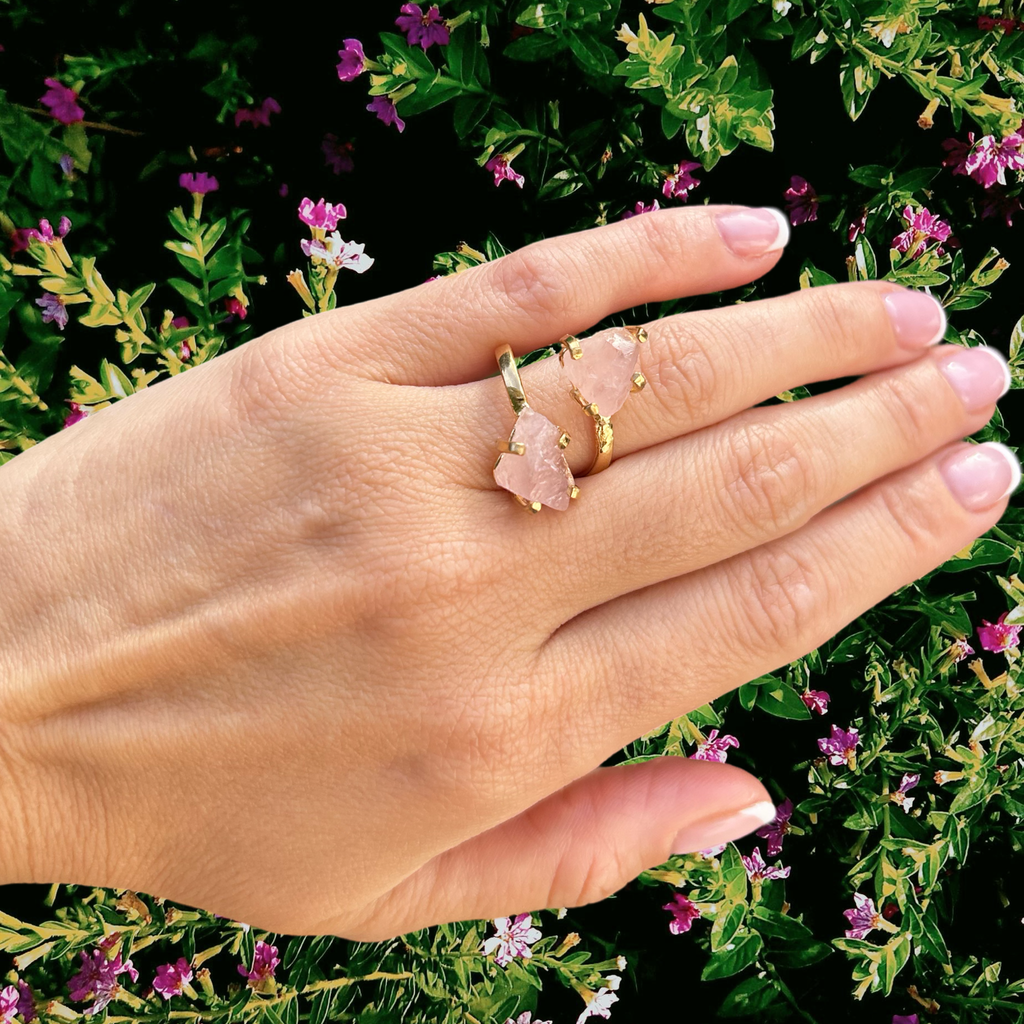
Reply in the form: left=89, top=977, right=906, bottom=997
left=883, top=289, right=946, bottom=349
left=939, top=442, right=1020, bottom=511
left=714, top=208, right=790, bottom=258
left=935, top=346, right=1011, bottom=412
left=669, top=800, right=776, bottom=855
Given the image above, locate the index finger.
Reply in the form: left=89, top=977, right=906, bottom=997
left=332, top=204, right=791, bottom=386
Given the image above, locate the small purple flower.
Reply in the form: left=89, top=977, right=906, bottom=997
left=336, top=39, right=367, bottom=81
left=843, top=892, right=883, bottom=939
left=179, top=171, right=219, bottom=195
left=481, top=912, right=543, bottom=967
left=945, top=637, right=975, bottom=665
left=755, top=798, right=793, bottom=857
left=238, top=941, right=280, bottom=987
left=662, top=893, right=701, bottom=935
left=890, top=772, right=920, bottom=813
left=485, top=153, right=525, bottom=188
left=59, top=153, right=75, bottom=177
left=153, top=958, right=193, bottom=1000
left=662, top=160, right=701, bottom=201
left=818, top=724, right=860, bottom=767
left=892, top=205, right=952, bottom=258
left=68, top=949, right=139, bottom=1016
left=297, top=196, right=347, bottom=230
left=36, top=292, right=68, bottom=330
left=63, top=401, right=91, bottom=428
left=784, top=175, right=819, bottom=224
left=690, top=728, right=740, bottom=763
left=980, top=189, right=1023, bottom=227
left=848, top=207, right=868, bottom=242
left=698, top=843, right=727, bottom=858
left=941, top=134, right=973, bottom=177
left=0, top=986, right=20, bottom=1024
left=964, top=131, right=1024, bottom=188
left=742, top=847, right=791, bottom=883
left=16, top=980, right=35, bottom=1024
left=322, top=133, right=355, bottom=174
left=234, top=97, right=281, bottom=129
left=622, top=199, right=660, bottom=219
left=801, top=689, right=830, bottom=715
left=893, top=1016, right=920, bottom=1024
left=40, top=77, right=84, bottom=124
left=224, top=297, right=248, bottom=320
left=367, top=95, right=405, bottom=132
left=978, top=610, right=1023, bottom=653
left=395, top=4, right=450, bottom=51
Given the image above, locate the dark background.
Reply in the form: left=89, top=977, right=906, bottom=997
left=2, top=2, right=1023, bottom=1021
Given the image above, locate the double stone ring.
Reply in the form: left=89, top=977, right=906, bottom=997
left=493, top=325, right=649, bottom=512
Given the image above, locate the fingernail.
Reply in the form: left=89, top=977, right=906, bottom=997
left=939, top=442, right=1021, bottom=512
left=714, top=208, right=789, bottom=258
left=935, top=345, right=1011, bottom=412
left=883, top=289, right=947, bottom=349
left=669, top=800, right=777, bottom=855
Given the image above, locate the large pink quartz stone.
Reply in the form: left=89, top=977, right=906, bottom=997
left=560, top=327, right=640, bottom=416
left=493, top=406, right=574, bottom=511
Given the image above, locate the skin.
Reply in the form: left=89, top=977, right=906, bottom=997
left=0, top=204, right=1009, bottom=942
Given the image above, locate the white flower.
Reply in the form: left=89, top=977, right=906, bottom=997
left=773, top=0, right=792, bottom=14
left=301, top=231, right=374, bottom=273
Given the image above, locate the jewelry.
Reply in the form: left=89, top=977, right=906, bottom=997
left=492, top=344, right=579, bottom=512
left=558, top=325, right=648, bottom=475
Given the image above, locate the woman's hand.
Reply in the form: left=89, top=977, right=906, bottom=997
left=0, top=205, right=1015, bottom=941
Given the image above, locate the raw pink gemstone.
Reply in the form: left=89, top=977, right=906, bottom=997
left=493, top=407, right=574, bottom=511
left=560, top=328, right=640, bottom=416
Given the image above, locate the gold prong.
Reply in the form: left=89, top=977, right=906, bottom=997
left=496, top=439, right=526, bottom=456
left=629, top=325, right=649, bottom=344
left=557, top=430, right=571, bottom=449
left=559, top=334, right=583, bottom=360
left=584, top=402, right=600, bottom=418
left=529, top=500, right=542, bottom=513
left=631, top=371, right=647, bottom=393
left=569, top=485, right=580, bottom=500
left=569, top=385, right=590, bottom=410
left=513, top=495, right=542, bottom=513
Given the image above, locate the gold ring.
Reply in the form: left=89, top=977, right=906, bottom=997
left=492, top=344, right=578, bottom=512
left=558, top=325, right=648, bottom=476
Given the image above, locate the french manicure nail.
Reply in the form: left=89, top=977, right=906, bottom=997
left=714, top=208, right=790, bottom=258
left=935, top=345, right=1011, bottom=412
left=669, top=800, right=777, bottom=855
left=884, top=289, right=946, bottom=349
left=939, top=442, right=1021, bottom=512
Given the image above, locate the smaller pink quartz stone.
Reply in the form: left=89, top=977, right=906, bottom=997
left=493, top=406, right=574, bottom=511
left=560, top=327, right=640, bottom=416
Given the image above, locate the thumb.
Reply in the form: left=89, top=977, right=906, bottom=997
left=365, top=757, right=775, bottom=938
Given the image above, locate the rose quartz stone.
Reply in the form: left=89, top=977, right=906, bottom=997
left=493, top=406, right=574, bottom=511
left=560, top=327, right=639, bottom=416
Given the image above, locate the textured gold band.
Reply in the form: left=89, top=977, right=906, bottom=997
left=495, top=344, right=527, bottom=415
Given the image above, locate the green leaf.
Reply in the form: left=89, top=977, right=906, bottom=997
left=566, top=29, right=615, bottom=74
left=941, top=538, right=1015, bottom=572
left=718, top=975, right=779, bottom=1017
left=202, top=219, right=228, bottom=252
left=754, top=682, right=811, bottom=720
left=721, top=845, right=749, bottom=902
left=701, top=931, right=763, bottom=980
left=505, top=32, right=566, bottom=61
left=169, top=277, right=203, bottom=304
left=711, top=900, right=747, bottom=952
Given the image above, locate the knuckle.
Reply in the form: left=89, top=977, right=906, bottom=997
left=719, top=421, right=817, bottom=540
left=801, top=282, right=889, bottom=361
left=874, top=476, right=943, bottom=557
left=645, top=318, right=721, bottom=427
left=488, top=243, right=580, bottom=326
left=873, top=371, right=936, bottom=448
left=734, top=545, right=821, bottom=652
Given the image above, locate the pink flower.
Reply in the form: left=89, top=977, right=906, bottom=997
left=322, top=133, right=355, bottom=174
left=980, top=189, right=1023, bottom=227
left=63, top=401, right=91, bottom=428
left=237, top=941, right=280, bottom=987
left=755, top=798, right=793, bottom=857
left=690, top=728, right=739, bottom=763
left=67, top=949, right=139, bottom=1016
left=698, top=843, right=727, bottom=858
left=662, top=160, right=701, bottom=201
left=16, top=981, right=35, bottom=1023
left=964, top=131, right=1024, bottom=188
left=503, top=1014, right=553, bottom=1024
left=742, top=847, right=791, bottom=883
left=153, top=958, right=193, bottom=1000
left=224, top=297, right=248, bottom=320
left=300, top=231, right=374, bottom=273
left=0, top=986, right=20, bottom=1024
left=801, top=689, right=830, bottom=715
left=892, top=205, right=951, bottom=258
left=395, top=4, right=450, bottom=50
left=622, top=199, right=660, bottom=219
left=179, top=171, right=219, bottom=195
left=784, top=175, right=819, bottom=224
left=818, top=724, right=859, bottom=767
left=9, top=216, right=70, bottom=253
left=485, top=153, right=525, bottom=188
left=36, top=293, right=68, bottom=330
left=942, top=134, right=973, bottom=177
left=662, top=893, right=701, bottom=934
left=367, top=95, right=405, bottom=132
left=234, top=97, right=281, bottom=129
left=481, top=912, right=543, bottom=967
left=890, top=772, right=920, bottom=813
left=977, top=610, right=1023, bottom=653
left=40, top=77, right=84, bottom=124
left=297, top=196, right=347, bottom=230
left=848, top=207, right=868, bottom=242
left=336, top=39, right=367, bottom=81
left=576, top=984, right=619, bottom=1024
left=945, top=637, right=975, bottom=665
left=893, top=1016, right=920, bottom=1024
left=171, top=315, right=191, bottom=329
left=843, top=892, right=883, bottom=939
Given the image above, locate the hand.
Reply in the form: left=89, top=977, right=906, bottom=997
left=0, top=205, right=1014, bottom=942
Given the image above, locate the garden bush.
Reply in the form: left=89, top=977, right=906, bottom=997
left=1, top=1, right=1023, bottom=1021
